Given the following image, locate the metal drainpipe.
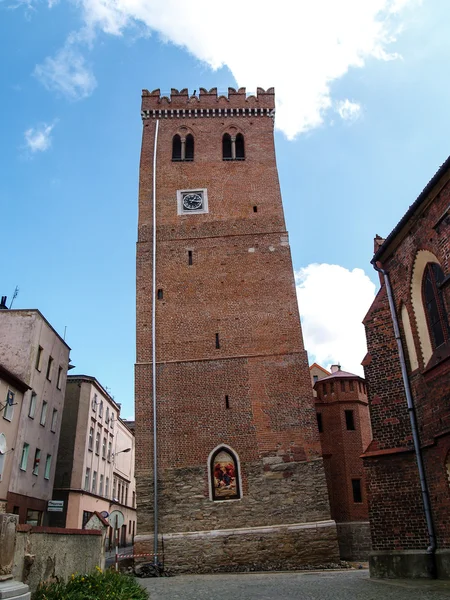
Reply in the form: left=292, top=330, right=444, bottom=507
left=152, top=118, right=160, bottom=567
left=372, top=261, right=437, bottom=577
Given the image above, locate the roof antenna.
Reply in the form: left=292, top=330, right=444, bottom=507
left=9, top=286, right=19, bottom=309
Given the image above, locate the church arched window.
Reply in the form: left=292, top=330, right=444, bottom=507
left=172, top=134, right=182, bottom=161
left=209, top=446, right=241, bottom=501
left=222, top=133, right=232, bottom=160
left=422, top=262, right=449, bottom=350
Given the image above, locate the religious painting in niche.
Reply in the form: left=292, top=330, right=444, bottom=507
left=211, top=448, right=240, bottom=501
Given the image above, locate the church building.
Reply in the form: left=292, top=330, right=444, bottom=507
left=134, top=86, right=339, bottom=571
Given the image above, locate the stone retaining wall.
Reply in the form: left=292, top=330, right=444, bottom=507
left=336, top=522, right=371, bottom=561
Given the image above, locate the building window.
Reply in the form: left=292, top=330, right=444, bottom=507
left=107, top=441, right=112, bottom=462
left=102, top=437, right=107, bottom=459
left=323, top=383, right=327, bottom=396
left=172, top=134, right=181, bottom=160
left=51, top=409, right=58, bottom=432
left=99, top=473, right=104, bottom=496
left=112, top=478, right=117, bottom=501
left=57, top=366, right=63, bottom=390
left=99, top=400, right=104, bottom=419
left=35, top=346, right=43, bottom=371
left=88, top=427, right=94, bottom=451
left=0, top=437, right=5, bottom=482
left=316, top=412, right=323, bottom=433
left=423, top=262, right=449, bottom=350
left=132, top=491, right=136, bottom=508
left=345, top=410, right=355, bottom=431
left=105, top=477, right=110, bottom=498
left=172, top=133, right=194, bottom=161
left=210, top=446, right=241, bottom=501
left=340, top=381, right=346, bottom=392
left=20, top=443, right=30, bottom=471
left=330, top=382, right=334, bottom=394
left=46, top=356, right=53, bottom=381
left=44, top=454, right=52, bottom=480
left=185, top=134, right=194, bottom=160
left=349, top=380, right=354, bottom=391
left=223, top=132, right=245, bottom=160
left=95, top=431, right=100, bottom=455
left=92, top=470, right=97, bottom=493
left=352, top=478, right=363, bottom=503
left=105, top=407, right=110, bottom=423
left=92, top=394, right=98, bottom=412
left=29, top=392, right=37, bottom=418
left=3, top=390, right=15, bottom=421
left=40, top=401, right=48, bottom=426
left=82, top=510, right=93, bottom=529
left=313, top=375, right=318, bottom=383
left=84, top=467, right=91, bottom=491
left=26, top=509, right=42, bottom=526
left=32, top=448, right=41, bottom=475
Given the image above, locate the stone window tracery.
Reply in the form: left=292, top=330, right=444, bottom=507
left=223, top=132, right=245, bottom=160
left=422, top=262, right=449, bottom=350
left=172, top=133, right=194, bottom=161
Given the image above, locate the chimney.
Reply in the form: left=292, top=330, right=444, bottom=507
left=0, top=296, right=8, bottom=310
left=330, top=364, right=341, bottom=373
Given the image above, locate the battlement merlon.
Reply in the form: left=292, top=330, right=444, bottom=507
left=141, top=87, right=275, bottom=114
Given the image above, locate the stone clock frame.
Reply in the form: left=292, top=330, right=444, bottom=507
left=176, top=188, right=209, bottom=215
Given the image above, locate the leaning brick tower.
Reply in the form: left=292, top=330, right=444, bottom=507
left=135, top=86, right=339, bottom=571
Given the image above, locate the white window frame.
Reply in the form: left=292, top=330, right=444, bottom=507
left=40, top=401, right=48, bottom=426
left=29, top=392, right=37, bottom=418
left=20, top=443, right=30, bottom=471
left=32, top=448, right=41, bottom=476
left=3, top=390, right=15, bottom=421
left=51, top=409, right=58, bottom=432
left=44, top=454, right=52, bottom=480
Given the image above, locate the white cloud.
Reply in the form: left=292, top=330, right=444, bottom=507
left=336, top=99, right=362, bottom=122
left=295, top=263, right=376, bottom=376
left=24, top=121, right=56, bottom=152
left=34, top=43, right=96, bottom=100
left=71, top=0, right=417, bottom=138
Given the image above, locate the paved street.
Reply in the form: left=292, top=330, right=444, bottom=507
left=138, top=569, right=450, bottom=599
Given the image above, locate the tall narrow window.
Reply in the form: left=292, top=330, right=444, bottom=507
left=102, top=437, right=107, bottom=459
left=88, top=427, right=94, bottom=451
left=352, top=478, right=363, bottom=503
left=20, top=443, right=30, bottom=471
left=40, top=401, right=48, bottom=426
left=210, top=446, right=241, bottom=501
left=57, top=366, right=63, bottom=390
left=172, top=134, right=182, bottom=161
left=95, top=431, right=100, bottom=454
left=157, top=289, right=163, bottom=300
left=235, top=133, right=245, bottom=159
left=185, top=134, right=194, bottom=160
left=340, top=381, right=346, bottom=392
left=99, top=400, right=104, bottom=419
left=222, top=133, right=232, bottom=160
left=35, top=346, right=43, bottom=371
left=225, top=395, right=230, bottom=409
left=46, top=356, right=53, bottom=381
left=188, top=250, right=193, bottom=266
left=3, top=390, right=14, bottom=421
left=345, top=410, right=355, bottom=431
left=349, top=380, right=354, bottom=391
left=423, top=262, right=449, bottom=350
left=215, top=333, right=220, bottom=349
left=44, top=454, right=52, bottom=480
left=92, top=470, right=97, bottom=493
left=99, top=474, right=104, bottom=495
left=29, top=392, right=37, bottom=418
left=316, top=412, right=323, bottom=433
left=85, top=468, right=91, bottom=491
left=51, top=409, right=58, bottom=432
left=108, top=440, right=112, bottom=462
left=32, top=448, right=41, bottom=475
left=105, top=477, right=110, bottom=498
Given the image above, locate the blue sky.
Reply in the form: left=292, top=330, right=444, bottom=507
left=2, top=0, right=450, bottom=418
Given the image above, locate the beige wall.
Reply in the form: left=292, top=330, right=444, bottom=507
left=0, top=310, right=70, bottom=522
left=309, top=363, right=330, bottom=397
left=0, top=379, right=25, bottom=505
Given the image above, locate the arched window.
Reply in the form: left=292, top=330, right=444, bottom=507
left=222, top=134, right=232, bottom=160
left=209, top=446, right=241, bottom=501
left=185, top=134, right=194, bottom=161
left=422, top=262, right=449, bottom=350
left=235, top=133, right=245, bottom=160
left=172, top=134, right=182, bottom=161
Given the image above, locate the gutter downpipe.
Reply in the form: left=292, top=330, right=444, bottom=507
left=372, top=260, right=437, bottom=577
left=152, top=118, right=160, bottom=568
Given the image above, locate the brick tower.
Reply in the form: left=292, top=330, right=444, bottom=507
left=135, top=87, right=339, bottom=571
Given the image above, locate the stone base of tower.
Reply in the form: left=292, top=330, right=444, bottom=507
left=135, top=520, right=339, bottom=573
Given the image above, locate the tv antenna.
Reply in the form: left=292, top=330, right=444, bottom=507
left=9, top=286, right=19, bottom=309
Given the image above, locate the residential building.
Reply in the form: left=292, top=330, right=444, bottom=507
left=0, top=307, right=70, bottom=524
left=135, top=86, right=339, bottom=571
left=313, top=364, right=372, bottom=560
left=362, top=157, right=450, bottom=577
left=52, top=376, right=136, bottom=547
left=309, top=363, right=330, bottom=397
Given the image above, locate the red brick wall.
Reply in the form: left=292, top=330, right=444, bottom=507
left=135, top=88, right=330, bottom=542
left=363, top=167, right=450, bottom=552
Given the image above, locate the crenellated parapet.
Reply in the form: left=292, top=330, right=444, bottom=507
left=141, top=87, right=275, bottom=120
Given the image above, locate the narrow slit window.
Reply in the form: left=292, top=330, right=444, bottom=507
left=215, top=333, right=220, bottom=349
left=225, top=395, right=230, bottom=409
left=345, top=410, right=355, bottom=431
left=316, top=412, right=323, bottom=433
left=188, top=251, right=193, bottom=266
left=253, top=206, right=258, bottom=213
left=46, top=356, right=53, bottom=381
left=352, top=478, right=363, bottom=503
left=157, top=289, right=163, bottom=300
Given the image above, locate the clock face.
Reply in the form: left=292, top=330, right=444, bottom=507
left=182, top=192, right=203, bottom=211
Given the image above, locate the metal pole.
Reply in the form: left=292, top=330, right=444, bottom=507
left=152, top=118, right=160, bottom=567
left=373, top=262, right=437, bottom=576
left=115, top=516, right=119, bottom=571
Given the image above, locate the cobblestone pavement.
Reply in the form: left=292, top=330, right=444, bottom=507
left=138, top=569, right=450, bottom=599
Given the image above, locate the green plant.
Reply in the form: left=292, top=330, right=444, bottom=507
left=32, top=567, right=149, bottom=600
